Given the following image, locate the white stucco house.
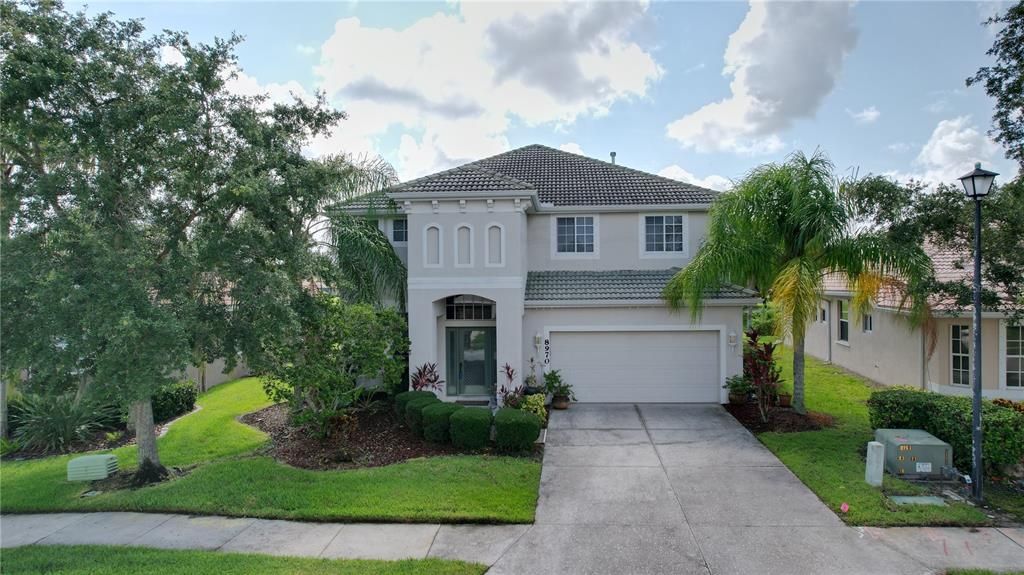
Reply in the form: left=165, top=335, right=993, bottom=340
left=805, top=247, right=1023, bottom=400
left=352, top=144, right=757, bottom=404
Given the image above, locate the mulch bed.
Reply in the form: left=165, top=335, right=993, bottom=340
left=5, top=427, right=141, bottom=461
left=725, top=401, right=835, bottom=433
left=240, top=403, right=465, bottom=471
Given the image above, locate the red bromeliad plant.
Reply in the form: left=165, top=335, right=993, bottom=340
left=410, top=362, right=444, bottom=392
left=498, top=363, right=524, bottom=408
left=744, top=329, right=783, bottom=423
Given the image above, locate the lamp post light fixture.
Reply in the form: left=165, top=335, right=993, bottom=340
left=957, top=162, right=998, bottom=501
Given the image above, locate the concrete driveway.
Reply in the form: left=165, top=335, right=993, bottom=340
left=489, top=404, right=937, bottom=575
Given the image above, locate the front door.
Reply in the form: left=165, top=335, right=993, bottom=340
left=446, top=327, right=496, bottom=396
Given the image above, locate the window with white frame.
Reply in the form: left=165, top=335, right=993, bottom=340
left=837, top=301, right=849, bottom=342
left=556, top=216, right=594, bottom=253
left=820, top=306, right=827, bottom=323
left=644, top=215, right=685, bottom=253
left=862, top=313, right=873, bottom=333
left=1006, top=324, right=1023, bottom=388
left=392, top=218, right=407, bottom=243
left=951, top=324, right=971, bottom=386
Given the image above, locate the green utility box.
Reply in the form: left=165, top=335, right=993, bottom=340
left=874, top=429, right=952, bottom=479
left=67, top=454, right=118, bottom=482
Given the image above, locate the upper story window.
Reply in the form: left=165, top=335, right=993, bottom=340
left=392, top=219, right=408, bottom=243
left=644, top=215, right=685, bottom=253
left=556, top=216, right=594, bottom=254
left=1005, top=324, right=1022, bottom=388
left=837, top=300, right=849, bottom=342
left=951, top=324, right=971, bottom=386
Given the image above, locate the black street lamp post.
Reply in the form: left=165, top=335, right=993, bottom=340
left=957, top=162, right=998, bottom=502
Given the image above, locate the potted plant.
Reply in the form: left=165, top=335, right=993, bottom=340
left=723, top=375, right=752, bottom=405
left=544, top=369, right=575, bottom=409
left=522, top=357, right=544, bottom=396
left=776, top=383, right=792, bottom=408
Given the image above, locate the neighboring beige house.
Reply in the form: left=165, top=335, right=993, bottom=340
left=350, top=144, right=758, bottom=404
left=805, top=248, right=1022, bottom=400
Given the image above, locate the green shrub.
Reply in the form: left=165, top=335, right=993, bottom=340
left=450, top=407, right=492, bottom=450
left=422, top=403, right=465, bottom=443
left=405, top=395, right=441, bottom=436
left=11, top=393, right=118, bottom=453
left=394, top=390, right=437, bottom=418
left=867, top=387, right=1024, bottom=473
left=494, top=408, right=541, bottom=453
left=152, top=381, right=199, bottom=423
left=521, top=393, right=547, bottom=427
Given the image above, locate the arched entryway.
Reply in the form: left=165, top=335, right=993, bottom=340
left=441, top=295, right=497, bottom=398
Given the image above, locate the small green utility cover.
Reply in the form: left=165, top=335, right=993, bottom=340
left=67, top=454, right=118, bottom=482
left=889, top=495, right=947, bottom=507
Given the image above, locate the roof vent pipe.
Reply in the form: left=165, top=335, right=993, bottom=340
left=610, top=151, right=616, bottom=164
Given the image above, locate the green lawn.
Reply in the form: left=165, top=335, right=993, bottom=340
left=757, top=348, right=992, bottom=526
left=0, top=378, right=540, bottom=523
left=1, top=545, right=487, bottom=575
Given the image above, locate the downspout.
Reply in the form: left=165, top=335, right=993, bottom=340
left=826, top=299, right=833, bottom=363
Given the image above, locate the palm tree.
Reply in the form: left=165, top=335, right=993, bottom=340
left=664, top=151, right=930, bottom=415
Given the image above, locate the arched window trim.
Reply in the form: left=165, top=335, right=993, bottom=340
left=485, top=222, right=506, bottom=268
left=423, top=223, right=443, bottom=268
left=454, top=223, right=474, bottom=268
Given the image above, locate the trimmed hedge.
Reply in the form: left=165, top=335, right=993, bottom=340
left=405, top=395, right=441, bottom=436
left=422, top=403, right=465, bottom=443
left=450, top=407, right=492, bottom=450
left=394, top=390, right=437, bottom=418
left=152, top=381, right=199, bottom=423
left=494, top=407, right=541, bottom=453
left=867, top=387, right=1024, bottom=474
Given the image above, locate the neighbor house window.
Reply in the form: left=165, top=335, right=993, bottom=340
left=862, top=314, right=873, bottom=333
left=644, top=215, right=685, bottom=253
left=446, top=295, right=494, bottom=320
left=392, top=219, right=407, bottom=243
left=951, top=324, right=971, bottom=386
left=1006, top=324, right=1023, bottom=388
left=820, top=306, right=827, bottom=323
left=556, top=216, right=594, bottom=253
left=837, top=301, right=849, bottom=342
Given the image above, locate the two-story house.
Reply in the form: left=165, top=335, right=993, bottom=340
left=366, top=145, right=757, bottom=404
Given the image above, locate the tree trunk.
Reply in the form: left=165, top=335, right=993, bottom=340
left=131, top=398, right=162, bottom=469
left=792, top=331, right=807, bottom=415
left=0, top=375, right=8, bottom=440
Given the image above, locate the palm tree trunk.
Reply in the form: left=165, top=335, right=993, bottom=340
left=131, top=398, right=163, bottom=470
left=792, top=331, right=807, bottom=415
left=790, top=329, right=806, bottom=413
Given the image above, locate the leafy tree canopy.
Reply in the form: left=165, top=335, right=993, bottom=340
left=968, top=1, right=1024, bottom=169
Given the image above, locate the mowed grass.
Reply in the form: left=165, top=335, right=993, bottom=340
left=1, top=545, right=487, bottom=575
left=756, top=348, right=990, bottom=526
left=0, top=378, right=540, bottom=523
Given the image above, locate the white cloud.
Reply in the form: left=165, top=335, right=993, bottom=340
left=657, top=165, right=731, bottom=191
left=666, top=1, right=857, bottom=155
left=925, top=99, right=950, bottom=114
left=296, top=44, right=317, bottom=56
left=160, top=46, right=186, bottom=66
left=559, top=142, right=585, bottom=155
left=887, top=116, right=1009, bottom=184
left=314, top=1, right=662, bottom=179
left=847, top=106, right=880, bottom=124
left=887, top=142, right=912, bottom=153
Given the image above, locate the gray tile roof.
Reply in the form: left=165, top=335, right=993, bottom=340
left=525, top=269, right=756, bottom=302
left=337, top=191, right=399, bottom=212
left=388, top=144, right=718, bottom=207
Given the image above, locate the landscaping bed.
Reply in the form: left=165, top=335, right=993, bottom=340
left=724, top=401, right=834, bottom=433
left=241, top=403, right=462, bottom=470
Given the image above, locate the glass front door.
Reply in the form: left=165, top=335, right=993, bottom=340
left=446, top=327, right=496, bottom=396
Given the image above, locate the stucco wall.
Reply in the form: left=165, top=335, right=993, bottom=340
left=925, top=317, right=1015, bottom=397
left=525, top=212, right=709, bottom=271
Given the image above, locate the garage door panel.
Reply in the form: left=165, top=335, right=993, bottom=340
left=551, top=331, right=720, bottom=403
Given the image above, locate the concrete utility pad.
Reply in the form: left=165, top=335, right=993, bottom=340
left=219, top=519, right=343, bottom=557
left=428, top=524, right=530, bottom=565
left=38, top=512, right=172, bottom=546
left=133, top=515, right=256, bottom=550
left=488, top=524, right=708, bottom=575
left=320, top=524, right=439, bottom=560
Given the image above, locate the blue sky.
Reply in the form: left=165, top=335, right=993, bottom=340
left=78, top=1, right=1016, bottom=189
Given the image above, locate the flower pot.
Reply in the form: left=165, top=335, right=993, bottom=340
left=777, top=393, right=792, bottom=408
left=551, top=394, right=571, bottom=410
left=728, top=392, right=747, bottom=405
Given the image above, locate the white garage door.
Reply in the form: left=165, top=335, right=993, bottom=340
left=550, top=330, right=721, bottom=403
